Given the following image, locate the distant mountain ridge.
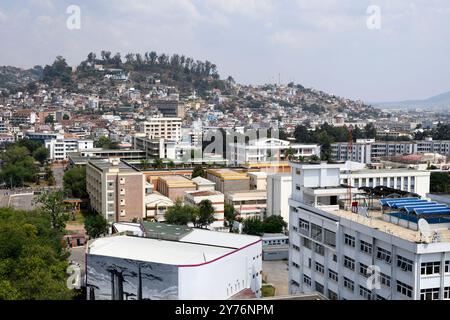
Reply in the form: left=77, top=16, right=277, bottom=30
left=373, top=91, right=450, bottom=109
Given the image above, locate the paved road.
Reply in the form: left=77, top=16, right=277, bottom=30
left=262, top=260, right=289, bottom=296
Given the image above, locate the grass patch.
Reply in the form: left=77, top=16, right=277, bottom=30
left=261, top=285, right=276, bottom=297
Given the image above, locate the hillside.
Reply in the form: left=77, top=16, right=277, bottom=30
left=0, top=66, right=43, bottom=91
left=373, top=91, right=450, bottom=109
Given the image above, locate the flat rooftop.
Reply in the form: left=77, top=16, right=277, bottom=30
left=88, top=235, right=234, bottom=266
left=207, top=168, right=249, bottom=180
left=186, top=190, right=223, bottom=197
left=88, top=159, right=137, bottom=173
left=158, top=175, right=196, bottom=187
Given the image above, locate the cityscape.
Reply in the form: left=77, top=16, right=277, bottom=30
left=1, top=0, right=450, bottom=309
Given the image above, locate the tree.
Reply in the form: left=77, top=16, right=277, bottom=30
left=0, top=145, right=38, bottom=187
left=191, top=165, right=205, bottom=178
left=45, top=166, right=55, bottom=186
left=195, top=200, right=215, bottom=228
left=168, top=160, right=176, bottom=169
left=153, top=158, right=164, bottom=169
left=33, top=146, right=49, bottom=166
left=140, top=159, right=151, bottom=170
left=242, top=217, right=264, bottom=236
left=263, top=216, right=287, bottom=234
left=430, top=172, right=450, bottom=193
left=0, top=207, right=73, bottom=300
left=84, top=214, right=109, bottom=239
left=44, top=115, right=54, bottom=124
left=224, top=203, right=236, bottom=229
left=63, top=166, right=87, bottom=198
left=36, top=192, right=71, bottom=232
left=164, top=200, right=196, bottom=225
left=95, top=136, right=119, bottom=149
left=63, top=114, right=70, bottom=120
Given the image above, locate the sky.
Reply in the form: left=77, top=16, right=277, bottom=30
left=1, top=0, right=450, bottom=102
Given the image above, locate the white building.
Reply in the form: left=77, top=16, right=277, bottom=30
left=140, top=117, right=182, bottom=142
left=86, top=224, right=262, bottom=300
left=266, top=173, right=292, bottom=224
left=228, top=137, right=320, bottom=165
left=288, top=161, right=450, bottom=300
left=332, top=139, right=450, bottom=164
left=45, top=139, right=94, bottom=161
left=184, top=190, right=225, bottom=229
left=340, top=168, right=430, bottom=198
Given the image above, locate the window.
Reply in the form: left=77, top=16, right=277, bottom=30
left=420, top=288, right=440, bottom=300
left=303, top=237, right=312, bottom=249
left=299, top=218, right=310, bottom=235
left=315, top=282, right=324, bottom=294
left=332, top=254, right=337, bottom=262
left=311, top=223, right=323, bottom=241
left=396, top=281, right=413, bottom=298
left=397, top=255, right=413, bottom=272
left=360, top=240, right=372, bottom=255
left=376, top=247, right=392, bottom=264
left=292, top=262, right=300, bottom=269
left=324, top=229, right=336, bottom=247
left=314, top=243, right=324, bottom=256
left=359, top=286, right=372, bottom=300
left=376, top=294, right=386, bottom=300
left=328, top=269, right=338, bottom=282
left=445, top=261, right=450, bottom=273
left=344, top=256, right=355, bottom=271
left=292, top=244, right=300, bottom=252
left=343, top=277, right=354, bottom=292
left=315, top=262, right=325, bottom=274
left=303, top=275, right=311, bottom=286
left=328, top=289, right=338, bottom=300
left=421, top=261, right=440, bottom=275
left=445, top=287, right=450, bottom=300
left=359, top=263, right=369, bottom=278
left=379, top=273, right=391, bottom=287
left=308, top=258, right=312, bottom=269
left=344, top=234, right=355, bottom=247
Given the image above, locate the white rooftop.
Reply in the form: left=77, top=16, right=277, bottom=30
left=180, top=229, right=260, bottom=249
left=88, top=235, right=234, bottom=266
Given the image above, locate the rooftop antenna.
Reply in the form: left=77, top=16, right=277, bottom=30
left=418, top=218, right=432, bottom=243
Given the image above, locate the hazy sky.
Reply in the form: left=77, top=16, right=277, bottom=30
left=1, top=0, right=449, bottom=102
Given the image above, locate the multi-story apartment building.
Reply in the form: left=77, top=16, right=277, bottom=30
left=26, top=131, right=64, bottom=141
left=10, top=110, right=37, bottom=125
left=332, top=138, right=450, bottom=164
left=152, top=100, right=186, bottom=118
left=185, top=190, right=225, bottom=229
left=206, top=168, right=250, bottom=194
left=86, top=159, right=146, bottom=222
left=288, top=161, right=450, bottom=300
left=133, top=136, right=177, bottom=160
left=139, top=117, right=182, bottom=142
left=45, top=139, right=94, bottom=161
left=228, top=137, right=320, bottom=165
left=156, top=175, right=197, bottom=202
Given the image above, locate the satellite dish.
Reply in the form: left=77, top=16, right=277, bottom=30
left=418, top=219, right=432, bottom=243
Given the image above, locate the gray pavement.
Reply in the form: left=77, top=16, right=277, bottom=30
left=262, top=260, right=289, bottom=296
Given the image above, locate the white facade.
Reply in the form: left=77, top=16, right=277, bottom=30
left=140, top=117, right=182, bottom=142
left=184, top=190, right=225, bottom=229
left=288, top=161, right=450, bottom=300
left=45, top=139, right=94, bottom=161
left=266, top=174, right=292, bottom=224
left=228, top=137, right=320, bottom=165
left=340, top=169, right=430, bottom=198
left=87, top=229, right=262, bottom=300
left=332, top=139, right=450, bottom=164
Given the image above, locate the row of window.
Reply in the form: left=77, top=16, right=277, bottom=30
left=420, top=287, right=450, bottom=300
left=421, top=261, right=450, bottom=275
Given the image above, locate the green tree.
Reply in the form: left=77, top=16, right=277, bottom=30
left=45, top=166, right=56, bottom=186
left=140, top=159, right=151, bottom=170
left=153, top=158, right=164, bottom=169
left=33, top=146, right=49, bottom=166
left=164, top=200, right=196, bottom=225
left=263, top=216, right=287, bottom=233
left=95, top=136, right=119, bottom=149
left=168, top=160, right=176, bottom=169
left=63, top=166, right=87, bottom=198
left=430, top=172, right=450, bottom=193
left=84, top=214, right=109, bottom=239
left=0, top=145, right=38, bottom=187
left=191, top=165, right=205, bottom=178
left=195, top=200, right=215, bottom=228
left=242, top=217, right=264, bottom=236
left=0, top=207, right=73, bottom=300
left=224, top=203, right=236, bottom=229
left=45, top=115, right=54, bottom=124
left=63, top=114, right=70, bottom=120
left=36, top=192, right=71, bottom=232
